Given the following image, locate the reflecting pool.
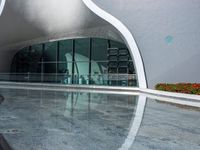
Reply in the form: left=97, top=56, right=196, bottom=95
left=0, top=88, right=199, bottom=150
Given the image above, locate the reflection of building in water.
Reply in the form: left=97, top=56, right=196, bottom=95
left=63, top=92, right=138, bottom=121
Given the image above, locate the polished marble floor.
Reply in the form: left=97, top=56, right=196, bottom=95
left=0, top=88, right=199, bottom=150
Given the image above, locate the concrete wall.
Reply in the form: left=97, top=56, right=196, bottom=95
left=93, top=0, right=200, bottom=88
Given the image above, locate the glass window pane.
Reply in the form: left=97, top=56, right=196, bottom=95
left=12, top=47, right=30, bottom=73
left=44, top=42, right=57, bottom=62
left=58, top=53, right=73, bottom=75
left=74, top=62, right=89, bottom=76
left=91, top=61, right=107, bottom=75
left=75, top=38, right=90, bottom=61
left=43, top=73, right=56, bottom=83
left=58, top=63, right=67, bottom=74
left=92, top=38, right=107, bottom=61
left=29, top=73, right=42, bottom=82
left=91, top=61, right=108, bottom=85
left=128, top=61, right=135, bottom=74
left=72, top=62, right=89, bottom=84
left=58, top=62, right=73, bottom=75
left=59, top=40, right=73, bottom=62
left=74, top=38, right=90, bottom=82
left=29, top=44, right=43, bottom=73
left=57, top=62, right=72, bottom=84
left=44, top=63, right=56, bottom=73
left=9, top=38, right=137, bottom=86
left=110, top=40, right=126, bottom=49
left=31, top=44, right=43, bottom=57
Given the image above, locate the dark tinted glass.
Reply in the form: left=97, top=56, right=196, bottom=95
left=92, top=38, right=107, bottom=61
left=44, top=42, right=57, bottom=62
left=59, top=40, right=73, bottom=62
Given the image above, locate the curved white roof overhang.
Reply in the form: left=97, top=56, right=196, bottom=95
left=0, top=0, right=123, bottom=50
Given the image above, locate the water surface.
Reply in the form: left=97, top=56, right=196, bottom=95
left=0, top=88, right=199, bottom=150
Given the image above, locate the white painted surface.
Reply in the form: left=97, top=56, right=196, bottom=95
left=9, top=0, right=99, bottom=34
left=82, top=0, right=147, bottom=88
left=0, top=0, right=121, bottom=48
left=92, top=0, right=200, bottom=88
left=0, top=0, right=122, bottom=72
left=0, top=0, right=5, bottom=15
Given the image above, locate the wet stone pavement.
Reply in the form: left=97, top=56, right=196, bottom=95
left=0, top=88, right=137, bottom=150
left=0, top=88, right=200, bottom=150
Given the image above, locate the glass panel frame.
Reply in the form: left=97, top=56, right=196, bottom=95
left=8, top=38, right=137, bottom=87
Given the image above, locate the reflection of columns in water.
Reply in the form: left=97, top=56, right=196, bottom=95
left=54, top=91, right=57, bottom=108
left=88, top=93, right=91, bottom=115
left=26, top=88, right=29, bottom=99
left=38, top=90, right=44, bottom=125
left=63, top=92, right=70, bottom=118
left=70, top=93, right=74, bottom=116
left=39, top=90, right=44, bottom=107
left=70, top=92, right=79, bottom=117
left=54, top=91, right=58, bottom=127
left=64, top=92, right=91, bottom=118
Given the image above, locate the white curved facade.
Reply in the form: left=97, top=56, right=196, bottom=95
left=0, top=0, right=200, bottom=88
left=0, top=0, right=5, bottom=15
left=92, top=0, right=200, bottom=88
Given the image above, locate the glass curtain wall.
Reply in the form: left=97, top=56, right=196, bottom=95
left=10, top=38, right=137, bottom=87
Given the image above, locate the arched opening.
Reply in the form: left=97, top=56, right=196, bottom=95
left=10, top=38, right=138, bottom=87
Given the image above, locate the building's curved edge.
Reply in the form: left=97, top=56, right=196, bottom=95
left=0, top=0, right=5, bottom=16
left=82, top=0, right=147, bottom=89
left=118, top=95, right=146, bottom=150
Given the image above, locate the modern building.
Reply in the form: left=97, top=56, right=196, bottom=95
left=1, top=1, right=200, bottom=150
left=1, top=0, right=200, bottom=89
